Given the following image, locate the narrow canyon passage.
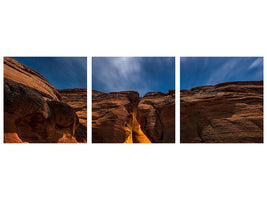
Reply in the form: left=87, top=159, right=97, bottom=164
left=92, top=90, right=175, bottom=143
left=124, top=111, right=151, bottom=143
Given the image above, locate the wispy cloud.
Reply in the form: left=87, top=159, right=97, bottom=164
left=92, top=57, right=175, bottom=96
left=181, top=57, right=263, bottom=89
left=206, top=58, right=241, bottom=85
left=248, top=57, right=263, bottom=69
left=93, top=57, right=147, bottom=93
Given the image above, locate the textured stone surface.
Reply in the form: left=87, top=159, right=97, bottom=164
left=4, top=57, right=87, bottom=143
left=180, top=81, right=263, bottom=143
left=92, top=90, right=175, bottom=143
left=138, top=90, right=175, bottom=143
left=58, top=89, right=87, bottom=142
left=4, top=57, right=61, bottom=101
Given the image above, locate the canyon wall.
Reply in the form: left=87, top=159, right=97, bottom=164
left=58, top=89, right=87, bottom=143
left=4, top=57, right=87, bottom=143
left=92, top=90, right=175, bottom=143
left=180, top=81, right=263, bottom=143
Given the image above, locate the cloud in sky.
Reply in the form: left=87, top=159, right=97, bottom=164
left=12, top=57, right=87, bottom=89
left=92, top=57, right=142, bottom=92
left=92, top=57, right=175, bottom=96
left=249, top=57, right=263, bottom=69
left=180, top=57, right=263, bottom=89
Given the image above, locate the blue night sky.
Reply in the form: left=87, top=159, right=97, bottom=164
left=92, top=57, right=175, bottom=97
left=180, top=57, right=263, bottom=90
left=12, top=57, right=87, bottom=89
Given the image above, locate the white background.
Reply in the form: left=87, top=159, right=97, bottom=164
left=0, top=0, right=266, bottom=199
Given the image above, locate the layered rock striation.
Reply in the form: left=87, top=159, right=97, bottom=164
left=180, top=81, right=263, bottom=143
left=58, top=89, right=87, bottom=142
left=92, top=90, right=175, bottom=143
left=4, top=57, right=87, bottom=143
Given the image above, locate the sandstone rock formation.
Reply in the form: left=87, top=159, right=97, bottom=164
left=58, top=89, right=87, bottom=142
left=4, top=57, right=87, bottom=143
left=180, top=81, right=263, bottom=143
left=92, top=90, right=175, bottom=143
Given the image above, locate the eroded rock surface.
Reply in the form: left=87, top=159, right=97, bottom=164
left=4, top=57, right=61, bottom=101
left=58, top=89, right=87, bottom=143
left=180, top=81, right=263, bottom=143
left=4, top=57, right=87, bottom=143
left=138, top=90, right=175, bottom=143
left=92, top=90, right=175, bottom=143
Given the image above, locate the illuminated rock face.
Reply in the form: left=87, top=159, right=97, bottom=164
left=124, top=111, right=151, bottom=143
left=92, top=90, right=175, bottom=143
left=4, top=57, right=87, bottom=143
left=180, top=81, right=263, bottom=143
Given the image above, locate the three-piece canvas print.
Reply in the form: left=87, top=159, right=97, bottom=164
left=3, top=56, right=263, bottom=143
